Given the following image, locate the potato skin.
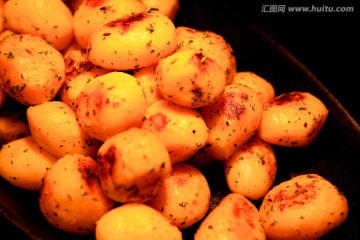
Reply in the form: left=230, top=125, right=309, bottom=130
left=141, top=99, right=208, bottom=165
left=97, top=127, right=172, bottom=203
left=195, top=192, right=266, bottom=240
left=39, top=154, right=115, bottom=235
left=0, top=34, right=65, bottom=105
left=224, top=136, right=277, bottom=200
left=76, top=71, right=146, bottom=142
left=95, top=203, right=182, bottom=240
left=87, top=11, right=177, bottom=71
left=0, top=136, right=57, bottom=190
left=147, top=163, right=211, bottom=229
left=259, top=173, right=348, bottom=240
left=3, top=0, right=74, bottom=51
left=73, top=0, right=146, bottom=49
left=27, top=101, right=101, bottom=158
left=257, top=92, right=329, bottom=147
left=200, top=83, right=264, bottom=160
left=156, top=49, right=226, bottom=108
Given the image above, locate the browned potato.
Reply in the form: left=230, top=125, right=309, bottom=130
left=200, top=83, right=264, bottom=160
left=3, top=0, right=74, bottom=51
left=97, top=127, right=172, bottom=203
left=257, top=91, right=329, bottom=147
left=141, top=99, right=208, bottom=165
left=0, top=136, right=57, bottom=190
left=147, top=163, right=211, bottom=229
left=39, top=154, right=114, bottom=235
left=195, top=192, right=266, bottom=240
left=224, top=136, right=277, bottom=200
left=175, top=26, right=237, bottom=85
left=95, top=203, right=182, bottom=240
left=156, top=49, right=226, bottom=108
left=259, top=173, right=348, bottom=240
left=0, top=33, right=66, bottom=105
left=87, top=10, right=177, bottom=71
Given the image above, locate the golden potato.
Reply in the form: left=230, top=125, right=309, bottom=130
left=141, top=0, right=180, bottom=21
left=87, top=10, right=177, bottom=71
left=141, top=99, right=208, bottom=165
left=147, top=163, right=211, bottom=229
left=73, top=0, right=146, bottom=49
left=156, top=49, right=226, bottom=108
left=232, top=71, right=275, bottom=107
left=129, top=64, right=164, bottom=108
left=0, top=33, right=65, bottom=105
left=58, top=49, right=110, bottom=109
left=0, top=136, right=57, bottom=190
left=97, top=127, right=172, bottom=203
left=76, top=71, right=146, bottom=142
left=3, top=0, right=74, bottom=51
left=195, top=192, right=266, bottom=240
left=200, top=83, right=264, bottom=161
left=95, top=203, right=182, bottom=240
left=259, top=173, right=348, bottom=240
left=175, top=26, right=237, bottom=85
left=257, top=91, right=329, bottom=147
left=224, top=136, right=277, bottom=200
left=39, top=154, right=114, bottom=235
left=27, top=100, right=101, bottom=158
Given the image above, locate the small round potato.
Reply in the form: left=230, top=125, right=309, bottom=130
left=27, top=101, right=101, bottom=159
left=73, top=0, right=146, bottom=49
left=200, top=83, right=264, bottom=161
left=76, top=71, right=146, bottom=142
left=259, top=173, right=348, bottom=240
left=3, top=0, right=74, bottom=51
left=39, top=154, right=115, bottom=235
left=0, top=34, right=66, bottom=105
left=195, top=192, right=266, bottom=240
left=0, top=136, right=57, bottom=191
left=232, top=71, right=275, bottom=107
left=141, top=99, right=208, bottom=165
left=175, top=26, right=237, bottom=85
left=95, top=203, right=182, bottom=240
left=97, top=127, right=172, bottom=203
left=147, top=163, right=211, bottom=229
left=224, top=136, right=277, bottom=200
left=257, top=92, right=329, bottom=147
left=87, top=10, right=177, bottom=71
left=156, top=49, right=226, bottom=108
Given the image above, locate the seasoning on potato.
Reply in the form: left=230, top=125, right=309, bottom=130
left=200, top=83, right=264, bottom=161
left=97, top=127, right=172, bottom=203
left=86, top=10, right=177, bottom=71
left=141, top=99, right=208, bottom=165
left=76, top=71, right=146, bottom=142
left=257, top=91, right=329, bottom=147
left=156, top=49, right=226, bottom=108
left=0, top=135, right=57, bottom=191
left=194, top=192, right=266, bottom=240
left=224, top=135, right=277, bottom=200
left=39, top=153, right=114, bottom=235
left=95, top=203, right=182, bottom=240
left=3, top=0, right=74, bottom=51
left=27, top=100, right=101, bottom=159
left=147, top=163, right=211, bottom=229
left=0, top=33, right=66, bottom=105
left=259, top=173, right=348, bottom=240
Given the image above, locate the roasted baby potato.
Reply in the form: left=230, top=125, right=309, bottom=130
left=257, top=91, right=329, bottom=147
left=39, top=154, right=114, bottom=235
left=97, top=127, right=172, bottom=203
left=259, top=173, right=348, bottom=240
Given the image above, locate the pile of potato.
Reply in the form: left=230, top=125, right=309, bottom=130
left=0, top=0, right=348, bottom=239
